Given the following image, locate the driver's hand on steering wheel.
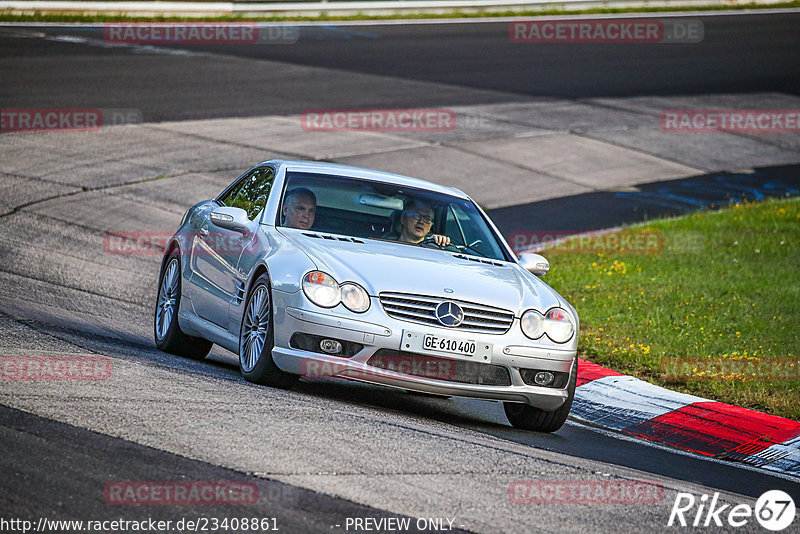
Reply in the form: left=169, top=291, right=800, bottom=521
left=431, top=234, right=451, bottom=246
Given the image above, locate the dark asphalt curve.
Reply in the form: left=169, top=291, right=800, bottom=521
left=0, top=404, right=464, bottom=534
left=0, top=12, right=798, bottom=121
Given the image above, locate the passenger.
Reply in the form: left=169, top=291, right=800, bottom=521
left=282, top=187, right=316, bottom=230
left=397, top=199, right=450, bottom=246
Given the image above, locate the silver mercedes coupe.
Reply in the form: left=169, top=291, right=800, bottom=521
left=154, top=160, right=579, bottom=432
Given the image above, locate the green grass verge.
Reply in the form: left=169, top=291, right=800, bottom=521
left=0, top=1, right=798, bottom=23
left=543, top=196, right=800, bottom=421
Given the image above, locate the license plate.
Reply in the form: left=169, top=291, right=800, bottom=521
left=424, top=335, right=477, bottom=357
left=401, top=331, right=492, bottom=363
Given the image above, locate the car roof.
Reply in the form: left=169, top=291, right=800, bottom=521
left=259, top=159, right=469, bottom=199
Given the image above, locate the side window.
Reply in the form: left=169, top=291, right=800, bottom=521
left=218, top=167, right=275, bottom=221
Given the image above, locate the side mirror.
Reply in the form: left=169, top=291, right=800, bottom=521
left=519, top=252, right=549, bottom=276
left=210, top=206, right=250, bottom=234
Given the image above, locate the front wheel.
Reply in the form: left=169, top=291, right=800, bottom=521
left=239, top=274, right=298, bottom=388
left=154, top=250, right=212, bottom=359
left=504, top=359, right=577, bottom=433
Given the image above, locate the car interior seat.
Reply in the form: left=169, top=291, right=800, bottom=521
left=383, top=209, right=402, bottom=239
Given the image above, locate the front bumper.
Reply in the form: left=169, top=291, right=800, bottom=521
left=271, top=291, right=577, bottom=411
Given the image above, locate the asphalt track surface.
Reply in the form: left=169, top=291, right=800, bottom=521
left=1, top=12, right=800, bottom=534
left=0, top=12, right=798, bottom=120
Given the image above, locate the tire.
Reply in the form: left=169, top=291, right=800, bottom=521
left=504, top=359, right=577, bottom=433
left=238, top=273, right=298, bottom=388
left=154, top=250, right=213, bottom=359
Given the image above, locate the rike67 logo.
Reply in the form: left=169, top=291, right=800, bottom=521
left=668, top=490, right=795, bottom=531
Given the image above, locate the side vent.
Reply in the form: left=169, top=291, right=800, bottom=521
left=235, top=282, right=246, bottom=303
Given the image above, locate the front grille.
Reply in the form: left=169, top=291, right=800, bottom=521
left=368, top=349, right=511, bottom=386
left=379, top=292, right=514, bottom=334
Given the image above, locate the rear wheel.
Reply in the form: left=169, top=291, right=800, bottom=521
left=239, top=274, right=298, bottom=388
left=154, top=250, right=212, bottom=359
left=504, top=359, right=577, bottom=433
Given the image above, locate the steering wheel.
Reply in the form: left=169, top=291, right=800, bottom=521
left=420, top=236, right=459, bottom=252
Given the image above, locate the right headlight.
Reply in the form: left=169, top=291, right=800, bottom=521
left=302, top=271, right=341, bottom=308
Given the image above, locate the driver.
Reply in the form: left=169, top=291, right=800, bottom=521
left=282, top=187, right=316, bottom=230
left=398, top=199, right=450, bottom=247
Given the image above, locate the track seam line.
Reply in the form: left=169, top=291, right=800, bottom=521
left=141, top=123, right=314, bottom=160
left=0, top=268, right=144, bottom=306
left=0, top=167, right=241, bottom=219
left=0, top=169, right=83, bottom=189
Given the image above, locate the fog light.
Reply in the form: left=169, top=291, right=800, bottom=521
left=533, top=371, right=555, bottom=386
left=319, top=339, right=343, bottom=354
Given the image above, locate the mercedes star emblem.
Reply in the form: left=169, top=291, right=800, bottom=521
left=435, top=301, right=464, bottom=327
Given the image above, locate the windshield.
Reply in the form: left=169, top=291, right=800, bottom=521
left=277, top=171, right=511, bottom=261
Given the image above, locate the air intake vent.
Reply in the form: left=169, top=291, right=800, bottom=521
left=368, top=349, right=511, bottom=386
left=452, top=254, right=503, bottom=267
left=302, top=232, right=364, bottom=244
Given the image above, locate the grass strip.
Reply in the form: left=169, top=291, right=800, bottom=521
left=1, top=1, right=799, bottom=23
left=543, top=196, right=800, bottom=420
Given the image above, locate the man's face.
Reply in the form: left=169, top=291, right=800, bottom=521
left=283, top=194, right=316, bottom=230
left=401, top=205, right=434, bottom=242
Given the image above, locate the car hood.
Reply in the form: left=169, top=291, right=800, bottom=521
left=278, top=230, right=563, bottom=314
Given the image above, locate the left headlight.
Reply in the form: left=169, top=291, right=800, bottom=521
left=521, top=307, right=575, bottom=343
left=543, top=308, right=575, bottom=343
left=340, top=282, right=370, bottom=313
left=521, top=310, right=545, bottom=339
